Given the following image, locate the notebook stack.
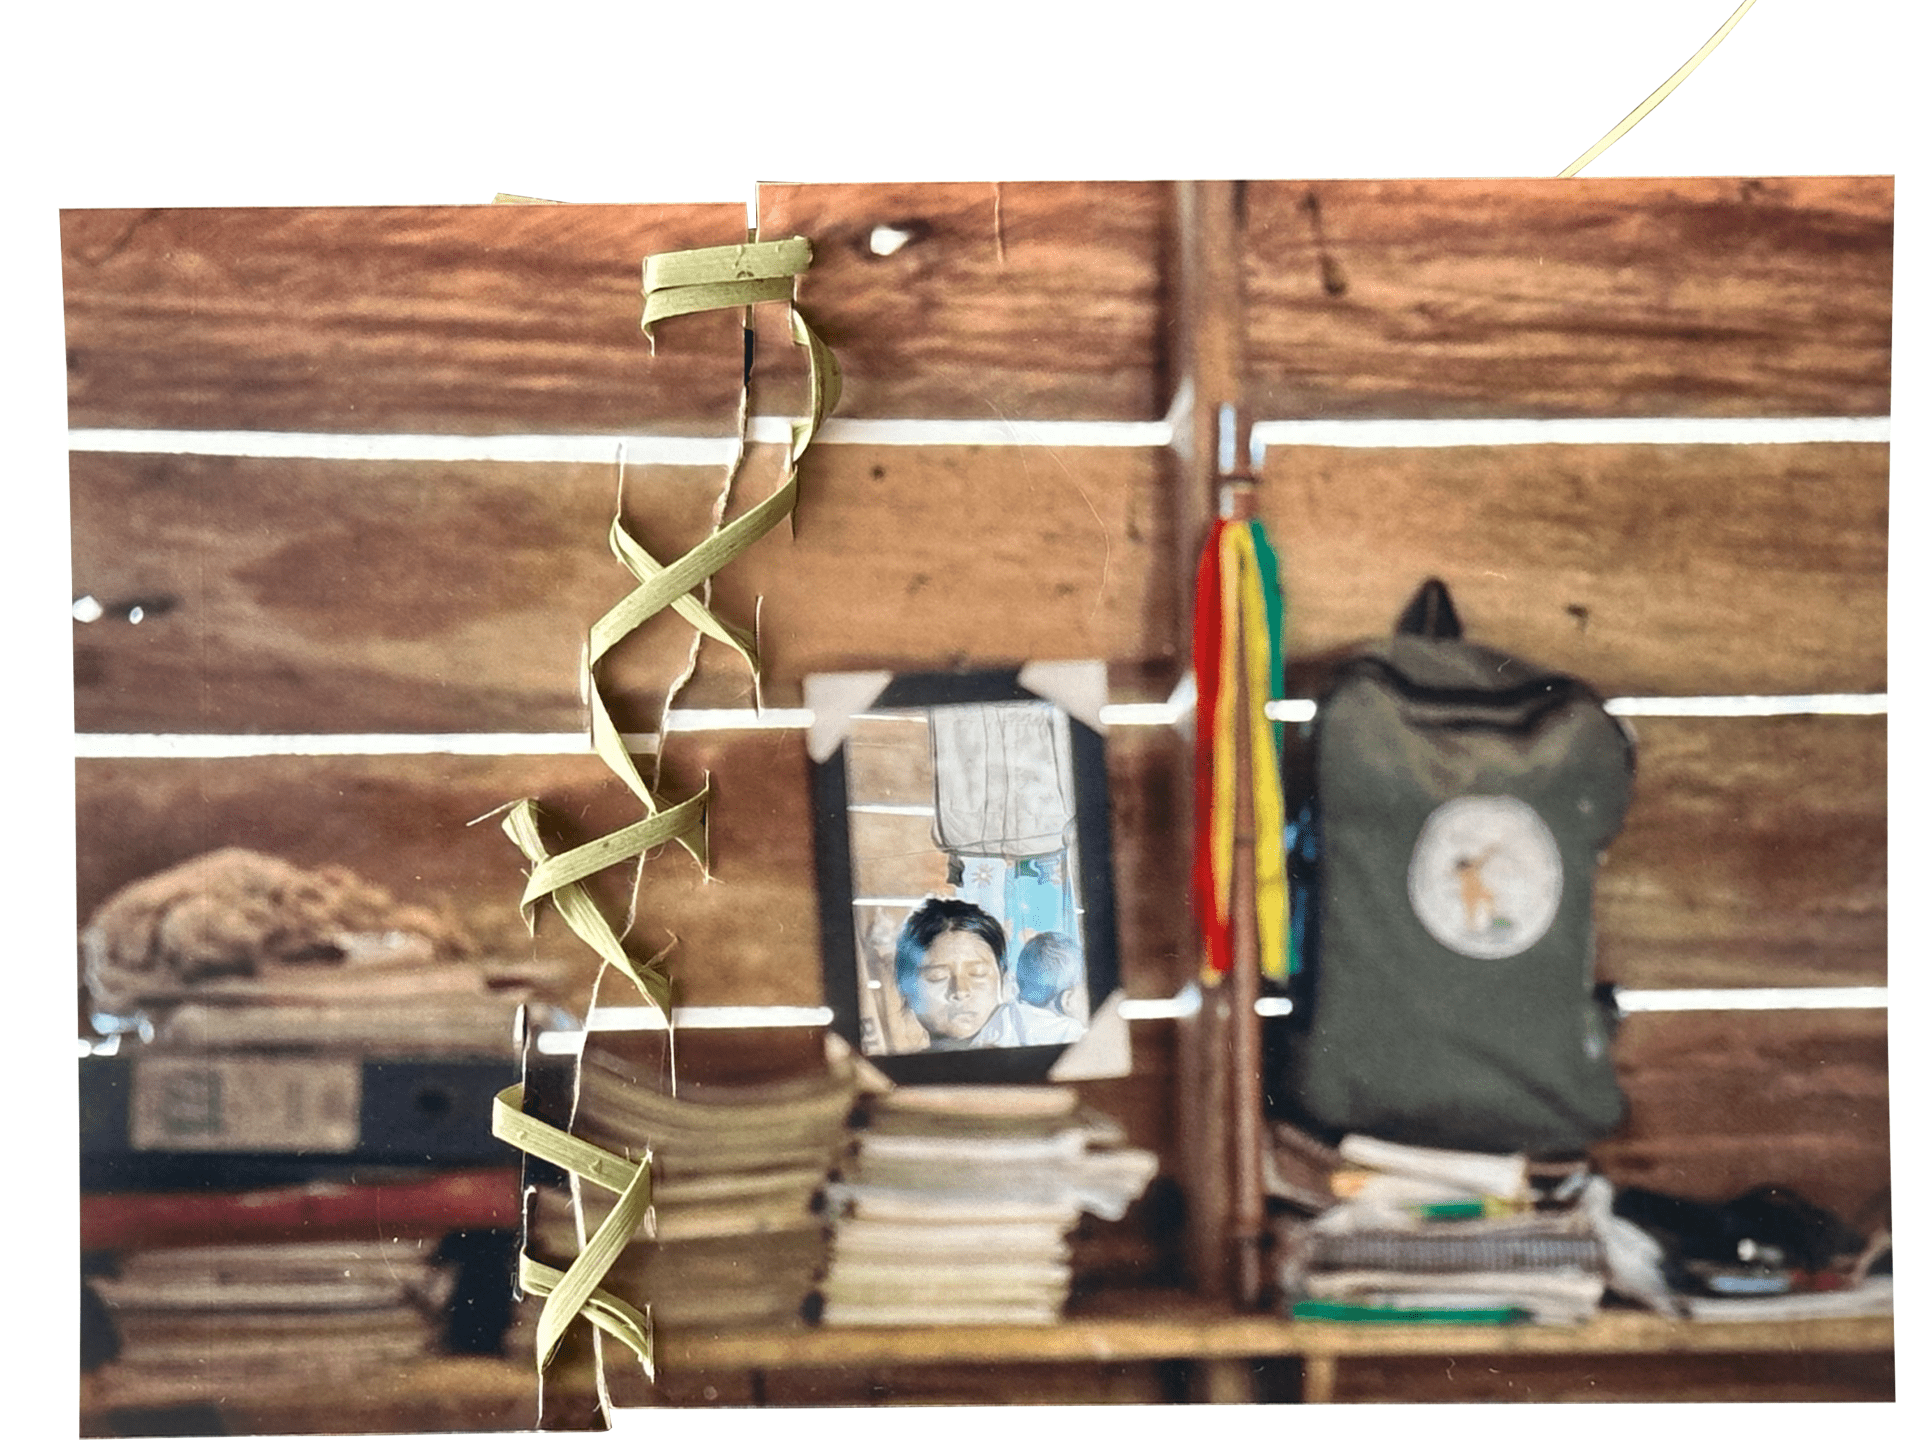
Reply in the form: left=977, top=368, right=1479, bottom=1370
left=533, top=1027, right=861, bottom=1337
left=1270, top=1128, right=1608, bottom=1324
left=87, top=1237, right=454, bottom=1383
left=819, top=1085, right=1158, bottom=1326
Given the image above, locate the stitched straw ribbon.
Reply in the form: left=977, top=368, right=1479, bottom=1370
left=490, top=234, right=841, bottom=1376
left=496, top=236, right=840, bottom=1014
left=494, top=1084, right=656, bottom=1374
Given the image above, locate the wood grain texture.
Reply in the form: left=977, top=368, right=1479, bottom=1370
left=1595, top=715, right=1886, bottom=989
left=75, top=440, right=1888, bottom=736
left=71, top=443, right=1181, bottom=734
left=640, top=1298, right=1891, bottom=1371
left=1595, top=1008, right=1890, bottom=1227
left=62, top=204, right=748, bottom=434
left=1320, top=1350, right=1893, bottom=1404
left=1243, top=177, right=1892, bottom=419
left=81, top=1357, right=541, bottom=1436
left=1103, top=727, right=1194, bottom=1001
left=752, top=1360, right=1171, bottom=1408
left=1258, top=441, right=1887, bottom=697
left=753, top=181, right=1173, bottom=420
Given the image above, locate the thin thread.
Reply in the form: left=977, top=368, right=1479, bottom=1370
left=1559, top=0, right=1760, bottom=177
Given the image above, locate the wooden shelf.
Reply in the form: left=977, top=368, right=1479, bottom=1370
left=81, top=1355, right=540, bottom=1435
left=660, top=1292, right=1893, bottom=1370
left=80, top=1298, right=1895, bottom=1422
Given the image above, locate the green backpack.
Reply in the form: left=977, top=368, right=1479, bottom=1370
left=1274, top=580, right=1634, bottom=1156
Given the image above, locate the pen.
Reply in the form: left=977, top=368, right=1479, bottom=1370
left=1411, top=1198, right=1528, bottom=1221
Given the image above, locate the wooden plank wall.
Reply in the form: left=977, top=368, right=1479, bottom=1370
left=68, top=178, right=1891, bottom=1402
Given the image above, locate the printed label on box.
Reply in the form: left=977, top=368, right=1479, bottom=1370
left=130, top=1056, right=363, bottom=1152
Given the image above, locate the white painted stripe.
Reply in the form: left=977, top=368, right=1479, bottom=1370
left=67, top=429, right=743, bottom=466
left=74, top=709, right=821, bottom=758
left=535, top=1005, right=836, bottom=1049
left=1256, top=695, right=1889, bottom=724
left=1121, top=988, right=1203, bottom=1021
left=73, top=732, right=630, bottom=759
left=1250, top=415, right=1891, bottom=449
left=1255, top=988, right=1889, bottom=1016
left=753, top=416, right=1175, bottom=448
left=1100, top=702, right=1189, bottom=727
left=72, top=413, right=1883, bottom=463
left=75, top=689, right=1887, bottom=757
left=1612, top=986, right=1888, bottom=1013
left=666, top=707, right=814, bottom=731
left=530, top=986, right=1886, bottom=1044
left=845, top=803, right=937, bottom=816
left=69, top=418, right=1173, bottom=462
left=1603, top=694, right=1887, bottom=717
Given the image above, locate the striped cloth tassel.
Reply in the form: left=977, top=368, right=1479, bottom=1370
left=1192, top=515, right=1292, bottom=984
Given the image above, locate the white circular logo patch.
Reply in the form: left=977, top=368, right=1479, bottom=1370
left=1407, top=796, right=1563, bottom=959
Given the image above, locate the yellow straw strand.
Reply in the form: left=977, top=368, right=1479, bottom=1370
left=1559, top=0, right=1759, bottom=177
left=489, top=232, right=842, bottom=1385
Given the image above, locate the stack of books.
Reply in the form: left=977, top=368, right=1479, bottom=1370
left=533, top=1027, right=861, bottom=1335
left=83, top=1169, right=523, bottom=1390
left=87, top=1236, right=457, bottom=1383
left=1269, top=1128, right=1608, bottom=1325
left=819, top=1085, right=1159, bottom=1326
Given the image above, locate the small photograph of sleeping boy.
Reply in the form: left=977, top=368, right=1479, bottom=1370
left=840, top=699, right=1091, bottom=1056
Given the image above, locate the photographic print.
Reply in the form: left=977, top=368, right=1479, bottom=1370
left=809, top=668, right=1120, bottom=1084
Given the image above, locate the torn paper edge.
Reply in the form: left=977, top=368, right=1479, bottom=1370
left=803, top=671, right=895, bottom=763
left=1048, top=988, right=1132, bottom=1081
left=1017, top=660, right=1109, bottom=734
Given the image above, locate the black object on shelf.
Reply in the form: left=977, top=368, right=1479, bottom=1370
left=80, top=1052, right=518, bottom=1191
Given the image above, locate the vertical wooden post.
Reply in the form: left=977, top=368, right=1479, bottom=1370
left=1169, top=181, right=1254, bottom=1304
left=1224, top=478, right=1267, bottom=1312
left=1302, top=1354, right=1339, bottom=1405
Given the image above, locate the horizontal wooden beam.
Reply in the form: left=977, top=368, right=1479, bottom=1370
left=1596, top=715, right=1886, bottom=989
left=72, top=435, right=1886, bottom=735
left=70, top=445, right=1182, bottom=734
left=1243, top=177, right=1892, bottom=420
left=1258, top=441, right=1887, bottom=696
left=61, top=204, right=752, bottom=434
left=753, top=181, right=1173, bottom=422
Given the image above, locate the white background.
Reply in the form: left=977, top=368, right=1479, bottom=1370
left=8, top=3, right=1907, bottom=1434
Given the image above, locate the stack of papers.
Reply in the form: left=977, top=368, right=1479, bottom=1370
left=820, top=1085, right=1157, bottom=1326
left=89, top=1238, right=453, bottom=1379
left=1277, top=1133, right=1607, bottom=1325
left=537, top=1029, right=860, bottom=1333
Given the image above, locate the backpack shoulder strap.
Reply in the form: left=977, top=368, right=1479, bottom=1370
left=1396, top=577, right=1463, bottom=639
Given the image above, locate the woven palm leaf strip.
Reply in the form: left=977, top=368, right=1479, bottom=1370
left=490, top=233, right=842, bottom=1379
